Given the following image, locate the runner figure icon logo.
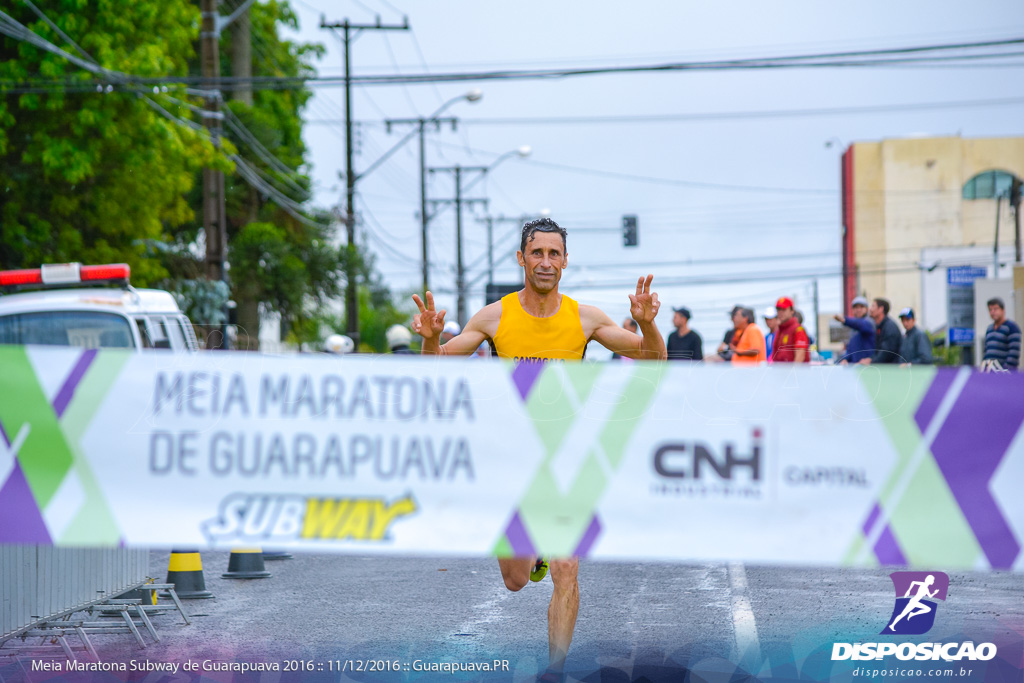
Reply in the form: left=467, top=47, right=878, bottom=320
left=881, top=571, right=950, bottom=635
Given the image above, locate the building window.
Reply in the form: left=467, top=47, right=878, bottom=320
left=962, top=170, right=1016, bottom=200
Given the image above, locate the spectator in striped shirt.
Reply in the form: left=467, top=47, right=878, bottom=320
left=982, top=298, right=1021, bottom=371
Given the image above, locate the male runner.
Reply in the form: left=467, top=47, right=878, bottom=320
left=411, top=217, right=666, bottom=676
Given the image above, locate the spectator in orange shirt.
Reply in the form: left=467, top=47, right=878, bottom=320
left=730, top=307, right=767, bottom=365
left=771, top=297, right=810, bottom=363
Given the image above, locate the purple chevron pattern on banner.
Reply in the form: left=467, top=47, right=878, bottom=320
left=914, top=368, right=959, bottom=434
left=874, top=524, right=908, bottom=566
left=503, top=510, right=537, bottom=556
left=52, top=348, right=97, bottom=418
left=930, top=374, right=1024, bottom=569
left=511, top=361, right=545, bottom=402
left=0, top=461, right=51, bottom=544
left=573, top=515, right=603, bottom=557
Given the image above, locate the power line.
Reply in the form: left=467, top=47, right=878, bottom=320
left=232, top=156, right=330, bottom=229
left=307, top=95, right=1024, bottom=127
left=5, top=36, right=1024, bottom=93
left=445, top=259, right=998, bottom=296
left=221, top=106, right=310, bottom=196
left=428, top=138, right=834, bottom=195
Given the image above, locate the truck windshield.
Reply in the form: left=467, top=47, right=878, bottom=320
left=0, top=311, right=135, bottom=348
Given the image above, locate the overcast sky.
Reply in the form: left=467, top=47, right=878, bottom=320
left=274, top=0, right=1024, bottom=354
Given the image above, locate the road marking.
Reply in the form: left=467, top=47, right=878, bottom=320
left=727, top=561, right=761, bottom=669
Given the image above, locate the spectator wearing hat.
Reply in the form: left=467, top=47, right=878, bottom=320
left=322, top=334, right=354, bottom=355
left=667, top=306, right=703, bottom=361
left=861, top=298, right=901, bottom=364
left=897, top=308, right=932, bottom=365
left=834, top=295, right=875, bottom=364
left=982, top=298, right=1021, bottom=371
left=387, top=324, right=415, bottom=354
left=771, top=297, right=809, bottom=363
left=763, top=307, right=778, bottom=361
left=441, top=321, right=462, bottom=344
left=729, top=307, right=767, bottom=365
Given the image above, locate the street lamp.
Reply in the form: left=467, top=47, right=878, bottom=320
left=382, top=89, right=483, bottom=294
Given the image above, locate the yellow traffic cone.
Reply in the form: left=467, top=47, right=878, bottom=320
left=164, top=549, right=214, bottom=599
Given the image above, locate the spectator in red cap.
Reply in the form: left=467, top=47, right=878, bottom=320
left=771, top=296, right=809, bottom=363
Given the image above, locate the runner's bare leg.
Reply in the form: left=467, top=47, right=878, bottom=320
left=498, top=557, right=533, bottom=592
left=548, top=558, right=579, bottom=673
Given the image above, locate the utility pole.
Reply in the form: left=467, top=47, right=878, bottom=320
left=483, top=215, right=494, bottom=284
left=475, top=214, right=540, bottom=285
left=384, top=116, right=458, bottom=294
left=320, top=16, right=409, bottom=344
left=994, top=194, right=1003, bottom=278
left=228, top=2, right=261, bottom=350
left=1011, top=177, right=1022, bottom=264
left=428, top=165, right=489, bottom=326
left=813, top=278, right=820, bottom=352
left=200, top=0, right=228, bottom=349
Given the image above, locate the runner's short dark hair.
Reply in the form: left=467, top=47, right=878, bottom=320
left=987, top=297, right=1005, bottom=310
left=521, top=218, right=567, bottom=254
left=874, top=298, right=890, bottom=316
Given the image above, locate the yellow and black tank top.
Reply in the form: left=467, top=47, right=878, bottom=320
left=491, top=292, right=588, bottom=361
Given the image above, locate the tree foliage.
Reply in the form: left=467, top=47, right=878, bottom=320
left=0, top=1, right=401, bottom=351
left=0, top=0, right=221, bottom=283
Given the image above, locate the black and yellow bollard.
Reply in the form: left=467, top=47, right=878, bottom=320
left=164, top=549, right=214, bottom=599
left=120, top=579, right=158, bottom=605
left=222, top=548, right=271, bottom=579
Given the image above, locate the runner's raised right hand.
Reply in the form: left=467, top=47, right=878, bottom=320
left=411, top=292, right=447, bottom=341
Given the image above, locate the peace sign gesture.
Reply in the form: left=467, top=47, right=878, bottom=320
left=411, top=291, right=447, bottom=340
left=629, top=274, right=660, bottom=325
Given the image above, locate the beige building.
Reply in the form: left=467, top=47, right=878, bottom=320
left=841, top=135, right=1023, bottom=339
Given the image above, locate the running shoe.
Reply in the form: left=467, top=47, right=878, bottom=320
left=530, top=557, right=549, bottom=582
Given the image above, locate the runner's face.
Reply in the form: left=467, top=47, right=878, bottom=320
left=518, top=231, right=567, bottom=294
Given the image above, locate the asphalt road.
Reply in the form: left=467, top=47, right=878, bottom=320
left=72, top=552, right=1022, bottom=680
left=8, top=553, right=1022, bottom=681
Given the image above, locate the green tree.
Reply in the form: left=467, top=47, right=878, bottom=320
left=0, top=1, right=225, bottom=283
left=355, top=252, right=416, bottom=353
left=217, top=1, right=338, bottom=347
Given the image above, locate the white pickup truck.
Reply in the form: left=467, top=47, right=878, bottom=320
left=0, top=262, right=199, bottom=351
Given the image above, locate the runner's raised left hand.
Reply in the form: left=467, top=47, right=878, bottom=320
left=629, top=274, right=660, bottom=325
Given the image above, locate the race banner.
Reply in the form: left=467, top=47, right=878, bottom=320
left=1, top=345, right=1022, bottom=571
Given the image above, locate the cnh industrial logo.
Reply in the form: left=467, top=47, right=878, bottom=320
left=832, top=571, right=997, bottom=662
left=650, top=428, right=763, bottom=499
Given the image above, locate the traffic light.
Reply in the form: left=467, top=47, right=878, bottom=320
left=622, top=214, right=638, bottom=247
